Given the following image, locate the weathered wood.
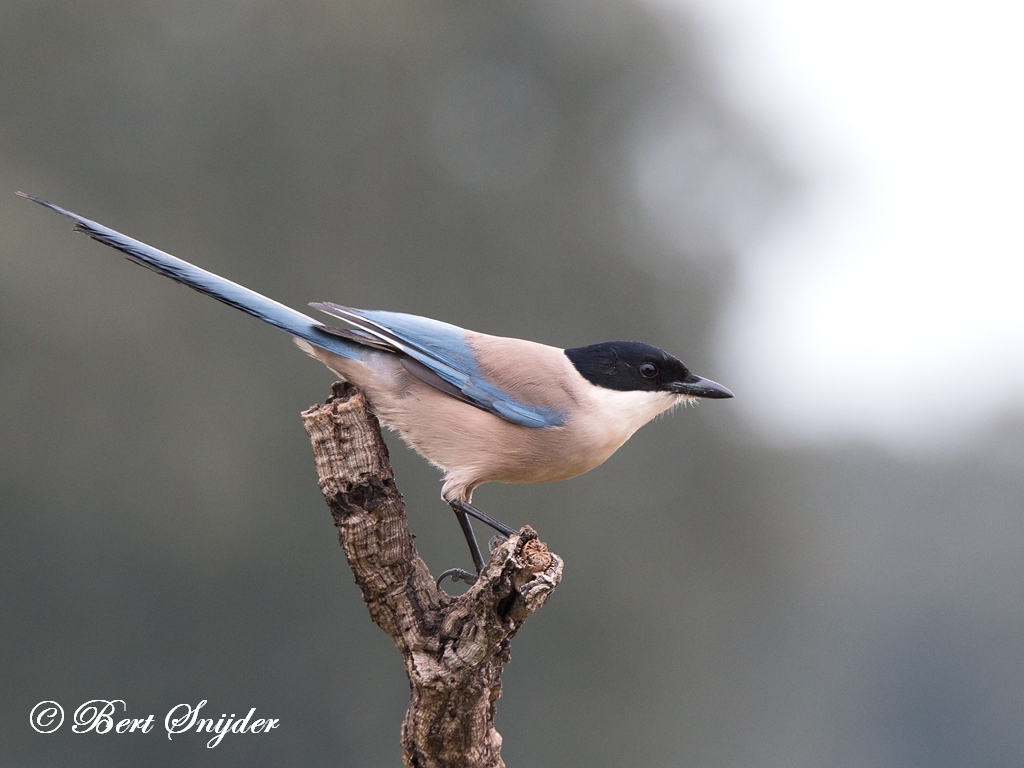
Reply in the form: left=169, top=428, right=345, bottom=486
left=302, top=382, right=563, bottom=768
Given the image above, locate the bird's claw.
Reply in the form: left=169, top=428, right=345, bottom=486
left=487, top=534, right=507, bottom=553
left=437, top=567, right=479, bottom=588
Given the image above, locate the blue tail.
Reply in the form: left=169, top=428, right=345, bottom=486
left=20, top=193, right=365, bottom=361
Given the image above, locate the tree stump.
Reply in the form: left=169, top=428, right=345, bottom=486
left=302, top=382, right=563, bottom=768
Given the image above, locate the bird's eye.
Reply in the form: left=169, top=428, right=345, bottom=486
left=639, top=362, right=658, bottom=378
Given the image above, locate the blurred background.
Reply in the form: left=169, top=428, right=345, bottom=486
left=2, top=0, right=1022, bottom=765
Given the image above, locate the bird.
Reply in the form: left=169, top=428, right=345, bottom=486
left=21, top=193, right=733, bottom=585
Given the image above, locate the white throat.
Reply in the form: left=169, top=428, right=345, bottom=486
left=587, top=386, right=687, bottom=442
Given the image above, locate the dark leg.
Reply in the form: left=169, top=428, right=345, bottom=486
left=453, top=500, right=516, bottom=537
left=436, top=504, right=485, bottom=586
left=436, top=500, right=517, bottom=587
left=454, top=504, right=486, bottom=574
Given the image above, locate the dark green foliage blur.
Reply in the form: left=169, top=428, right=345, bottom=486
left=2, top=2, right=1023, bottom=766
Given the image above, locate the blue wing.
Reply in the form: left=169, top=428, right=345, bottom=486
left=311, top=303, right=566, bottom=428
left=22, top=194, right=565, bottom=429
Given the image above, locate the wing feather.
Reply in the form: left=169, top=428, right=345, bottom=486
left=310, top=302, right=565, bottom=428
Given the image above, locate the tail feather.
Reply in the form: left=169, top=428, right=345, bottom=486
left=19, top=193, right=364, bottom=362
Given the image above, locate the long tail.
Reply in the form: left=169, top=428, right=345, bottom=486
left=19, top=193, right=365, bottom=361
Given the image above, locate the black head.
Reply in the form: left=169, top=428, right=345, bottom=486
left=564, top=341, right=734, bottom=398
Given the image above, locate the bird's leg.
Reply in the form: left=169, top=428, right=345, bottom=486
left=436, top=504, right=486, bottom=587
left=436, top=501, right=517, bottom=587
left=454, top=500, right=516, bottom=537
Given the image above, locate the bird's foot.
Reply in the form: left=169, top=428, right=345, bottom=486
left=437, top=567, right=478, bottom=587
left=488, top=534, right=507, bottom=553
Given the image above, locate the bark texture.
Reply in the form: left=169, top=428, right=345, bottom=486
left=302, top=382, right=563, bottom=768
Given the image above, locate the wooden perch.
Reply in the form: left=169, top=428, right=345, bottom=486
left=302, top=382, right=563, bottom=768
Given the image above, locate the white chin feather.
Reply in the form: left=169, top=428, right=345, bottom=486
left=588, top=387, right=684, bottom=438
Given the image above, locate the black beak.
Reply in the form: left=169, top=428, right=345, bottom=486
left=673, top=372, right=734, bottom=399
